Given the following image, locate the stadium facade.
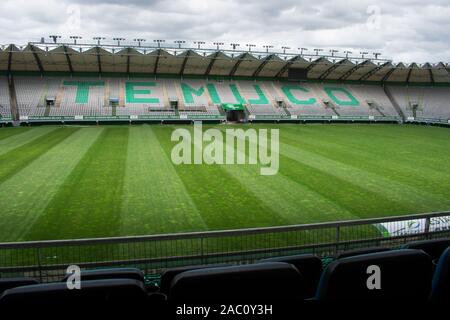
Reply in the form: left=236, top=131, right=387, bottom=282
left=0, top=39, right=450, bottom=125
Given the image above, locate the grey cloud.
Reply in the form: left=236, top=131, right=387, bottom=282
left=0, top=0, right=449, bottom=63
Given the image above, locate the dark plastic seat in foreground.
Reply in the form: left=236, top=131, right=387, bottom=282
left=402, top=238, right=450, bottom=261
left=160, top=263, right=229, bottom=294
left=316, top=249, right=433, bottom=301
left=61, top=267, right=144, bottom=283
left=169, top=262, right=305, bottom=302
left=0, top=279, right=148, bottom=307
left=336, top=247, right=391, bottom=260
left=259, top=254, right=322, bottom=298
left=431, top=247, right=450, bottom=301
left=0, top=278, right=39, bottom=294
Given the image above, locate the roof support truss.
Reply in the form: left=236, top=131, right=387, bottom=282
left=30, top=45, right=44, bottom=74
left=229, top=55, right=245, bottom=77
left=274, top=55, right=304, bottom=78
left=306, top=57, right=326, bottom=73
left=445, top=65, right=450, bottom=77
left=359, top=62, right=390, bottom=82
left=179, top=50, right=192, bottom=76
left=319, top=59, right=348, bottom=80
left=381, top=67, right=397, bottom=83
left=95, top=47, right=102, bottom=74
left=126, top=48, right=131, bottom=75
left=406, top=66, right=414, bottom=83
left=7, top=45, right=13, bottom=75
left=428, top=66, right=435, bottom=84
left=205, top=51, right=220, bottom=76
left=253, top=54, right=275, bottom=77
left=63, top=46, right=74, bottom=74
left=338, top=60, right=370, bottom=81
left=153, top=49, right=161, bottom=75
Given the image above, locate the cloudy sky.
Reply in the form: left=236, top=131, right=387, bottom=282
left=0, top=0, right=449, bottom=63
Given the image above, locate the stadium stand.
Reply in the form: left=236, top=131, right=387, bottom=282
left=0, top=40, right=449, bottom=126
left=8, top=76, right=427, bottom=122
left=388, top=86, right=450, bottom=121
left=0, top=77, right=12, bottom=120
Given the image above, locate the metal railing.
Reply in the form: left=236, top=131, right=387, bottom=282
left=1, top=211, right=449, bottom=283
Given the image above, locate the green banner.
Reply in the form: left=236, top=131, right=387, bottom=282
left=221, top=103, right=245, bottom=111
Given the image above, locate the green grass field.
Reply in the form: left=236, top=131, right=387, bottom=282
left=1, top=123, right=450, bottom=243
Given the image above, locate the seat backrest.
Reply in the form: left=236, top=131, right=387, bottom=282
left=337, top=247, right=391, bottom=259
left=259, top=254, right=322, bottom=298
left=0, top=278, right=39, bottom=295
left=431, top=247, right=450, bottom=301
left=316, top=249, right=433, bottom=301
left=60, top=267, right=145, bottom=283
left=0, top=279, right=148, bottom=307
left=402, top=238, right=450, bottom=261
left=169, top=262, right=305, bottom=302
left=160, top=263, right=229, bottom=294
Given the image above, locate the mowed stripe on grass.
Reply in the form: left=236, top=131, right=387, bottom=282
left=0, top=127, right=104, bottom=242
left=153, top=126, right=291, bottom=230
left=25, top=127, right=129, bottom=240
left=281, top=125, right=450, bottom=205
left=204, top=127, right=358, bottom=224
left=120, top=126, right=207, bottom=235
left=0, top=128, right=78, bottom=186
left=0, top=127, right=32, bottom=141
left=0, top=126, right=60, bottom=156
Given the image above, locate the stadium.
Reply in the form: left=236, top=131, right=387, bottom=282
left=1, top=14, right=450, bottom=313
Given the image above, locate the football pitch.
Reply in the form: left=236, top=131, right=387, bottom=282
left=1, top=123, right=450, bottom=243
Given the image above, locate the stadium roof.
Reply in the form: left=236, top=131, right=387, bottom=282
left=1, top=40, right=450, bottom=83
